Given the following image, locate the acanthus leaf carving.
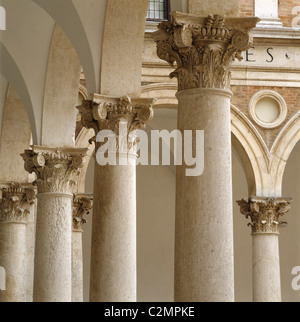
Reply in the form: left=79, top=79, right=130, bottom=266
left=0, top=183, right=36, bottom=223
left=237, top=197, right=293, bottom=234
left=72, top=194, right=93, bottom=232
left=21, top=147, right=88, bottom=194
left=77, top=94, right=156, bottom=153
left=152, top=12, right=259, bottom=91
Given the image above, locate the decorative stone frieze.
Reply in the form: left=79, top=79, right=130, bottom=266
left=72, top=194, right=93, bottom=232
left=152, top=12, right=259, bottom=91
left=77, top=94, right=156, bottom=151
left=0, top=183, right=35, bottom=223
left=21, top=146, right=88, bottom=194
left=237, top=197, right=293, bottom=234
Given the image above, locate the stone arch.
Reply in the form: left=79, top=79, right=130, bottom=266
left=141, top=83, right=178, bottom=109
left=230, top=104, right=270, bottom=196
left=100, top=0, right=150, bottom=97
left=231, top=133, right=257, bottom=196
left=33, top=0, right=102, bottom=93
left=0, top=43, right=37, bottom=144
left=41, top=23, right=81, bottom=147
left=270, top=111, right=300, bottom=196
left=0, top=85, right=32, bottom=182
left=78, top=84, right=89, bottom=103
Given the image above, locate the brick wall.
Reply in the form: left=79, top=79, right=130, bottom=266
left=239, top=0, right=254, bottom=17
left=279, top=0, right=300, bottom=27
left=239, top=0, right=300, bottom=28
left=231, top=85, right=300, bottom=149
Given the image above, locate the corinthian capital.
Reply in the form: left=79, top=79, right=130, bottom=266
left=77, top=94, right=156, bottom=151
left=21, top=146, right=88, bottom=194
left=152, top=12, right=259, bottom=91
left=237, top=197, right=293, bottom=234
left=72, top=194, right=93, bottom=232
left=0, top=183, right=35, bottom=223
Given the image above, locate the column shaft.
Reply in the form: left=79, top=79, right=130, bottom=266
left=0, top=222, right=27, bottom=302
left=72, top=230, right=83, bottom=302
left=77, top=94, right=155, bottom=302
left=152, top=12, right=258, bottom=302
left=252, top=234, right=281, bottom=302
left=34, top=193, right=73, bottom=302
left=175, top=88, right=234, bottom=301
left=25, top=202, right=36, bottom=302
left=0, top=183, right=35, bottom=302
left=72, top=194, right=92, bottom=302
left=90, top=154, right=136, bottom=302
left=237, top=196, right=292, bottom=302
left=22, top=146, right=87, bottom=302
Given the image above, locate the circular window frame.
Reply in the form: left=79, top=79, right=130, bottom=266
left=249, top=90, right=287, bottom=129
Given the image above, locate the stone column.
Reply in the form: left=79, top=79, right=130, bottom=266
left=21, top=146, right=87, bottom=302
left=77, top=94, right=155, bottom=302
left=0, top=183, right=35, bottom=302
left=25, top=198, right=36, bottom=302
left=237, top=197, right=292, bottom=302
left=72, top=194, right=93, bottom=302
left=153, top=12, right=259, bottom=302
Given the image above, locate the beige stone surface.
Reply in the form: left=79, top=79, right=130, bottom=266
left=34, top=193, right=73, bottom=302
left=0, top=86, right=32, bottom=182
left=77, top=94, right=155, bottom=301
left=1, top=0, right=300, bottom=304
left=237, top=196, right=292, bottom=302
left=72, top=231, right=84, bottom=302
left=151, top=11, right=258, bottom=302
left=100, top=0, right=149, bottom=97
left=25, top=201, right=36, bottom=302
left=175, top=89, right=234, bottom=302
left=41, top=24, right=81, bottom=147
left=0, top=183, right=35, bottom=302
left=188, top=0, right=239, bottom=16
left=0, top=222, right=27, bottom=302
left=21, top=146, right=87, bottom=302
left=72, top=194, right=92, bottom=302
left=252, top=234, right=282, bottom=302
left=90, top=154, right=137, bottom=302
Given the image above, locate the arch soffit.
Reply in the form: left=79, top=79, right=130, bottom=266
left=270, top=112, right=300, bottom=192
left=33, top=0, right=100, bottom=93
left=100, top=0, right=149, bottom=97
left=0, top=43, right=37, bottom=144
left=41, top=23, right=82, bottom=147
left=0, top=85, right=32, bottom=182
